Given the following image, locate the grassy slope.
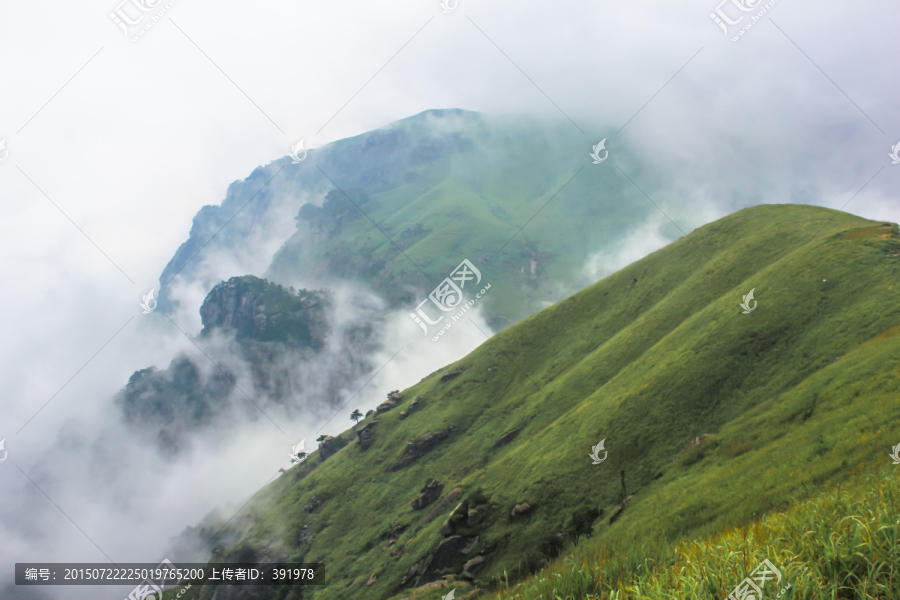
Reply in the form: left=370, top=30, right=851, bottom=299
left=266, top=111, right=647, bottom=330
left=171, top=204, right=900, bottom=600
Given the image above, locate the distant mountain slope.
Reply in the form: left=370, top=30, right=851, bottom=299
left=159, top=109, right=653, bottom=329
left=171, top=204, right=900, bottom=600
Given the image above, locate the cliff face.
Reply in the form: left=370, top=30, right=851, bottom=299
left=199, top=275, right=331, bottom=348
left=115, top=276, right=342, bottom=454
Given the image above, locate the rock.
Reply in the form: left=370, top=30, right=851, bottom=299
left=400, top=562, right=419, bottom=586
left=303, top=495, right=323, bottom=513
left=410, top=397, right=421, bottom=408
left=366, top=572, right=377, bottom=586
left=356, top=420, right=378, bottom=451
left=511, top=502, right=533, bottom=518
left=376, top=400, right=396, bottom=414
left=461, top=536, right=479, bottom=555
left=466, top=508, right=482, bottom=526
left=440, top=369, right=463, bottom=382
left=318, top=435, right=345, bottom=460
left=442, top=575, right=456, bottom=581
left=297, top=524, right=313, bottom=545
left=673, top=434, right=711, bottom=462
left=388, top=390, right=403, bottom=401
left=387, top=524, right=407, bottom=539
left=463, top=555, right=485, bottom=574
left=389, top=429, right=452, bottom=471
left=414, top=535, right=470, bottom=587
left=492, top=427, right=521, bottom=449
left=440, top=500, right=470, bottom=536
left=425, top=487, right=463, bottom=523
left=412, top=480, right=445, bottom=510
left=365, top=409, right=374, bottom=418
left=399, top=411, right=408, bottom=419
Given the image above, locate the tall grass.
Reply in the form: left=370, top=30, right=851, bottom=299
left=493, top=469, right=900, bottom=600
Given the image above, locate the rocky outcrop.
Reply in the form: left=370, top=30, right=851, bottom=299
left=389, top=427, right=455, bottom=471
left=462, top=555, right=485, bottom=575
left=440, top=369, right=463, bottom=382
left=413, top=535, right=469, bottom=587
left=400, top=562, right=419, bottom=586
left=412, top=480, right=445, bottom=510
left=365, top=409, right=374, bottom=418
left=303, top=495, right=323, bottom=513
left=199, top=275, right=330, bottom=348
left=492, top=427, right=521, bottom=449
left=511, top=502, right=533, bottom=518
left=357, top=420, right=378, bottom=451
left=400, top=396, right=422, bottom=420
left=318, top=435, right=345, bottom=460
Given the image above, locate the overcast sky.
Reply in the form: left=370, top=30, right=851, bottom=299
left=1, top=0, right=899, bottom=598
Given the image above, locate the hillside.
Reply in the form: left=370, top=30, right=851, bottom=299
left=158, top=109, right=652, bottom=330
left=166, top=204, right=900, bottom=600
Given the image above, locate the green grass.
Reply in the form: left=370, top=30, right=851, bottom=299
left=175, top=204, right=900, bottom=600
left=491, top=466, right=900, bottom=600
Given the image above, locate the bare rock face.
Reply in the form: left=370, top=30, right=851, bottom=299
left=412, top=480, right=445, bottom=510
left=492, top=427, right=521, bottom=449
left=413, top=535, right=470, bottom=587
left=357, top=420, right=378, bottom=451
left=424, top=487, right=463, bottom=524
left=510, top=502, right=533, bottom=518
left=297, top=524, right=313, bottom=545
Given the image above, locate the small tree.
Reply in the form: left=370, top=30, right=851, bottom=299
left=350, top=409, right=363, bottom=424
left=316, top=435, right=327, bottom=443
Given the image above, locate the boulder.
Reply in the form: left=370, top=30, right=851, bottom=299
left=302, top=495, right=323, bottom=513
left=492, top=427, right=521, bottom=449
left=356, top=420, right=378, bottom=451
left=461, top=536, right=479, bottom=555
left=376, top=400, right=396, bottom=414
left=318, top=435, right=344, bottom=460
left=510, top=502, right=533, bottom=518
left=366, top=572, right=377, bottom=586
left=412, top=480, right=445, bottom=510
left=440, top=369, right=463, bottom=382
left=440, top=500, right=469, bottom=536
left=413, top=535, right=469, bottom=587
left=424, top=487, right=463, bottom=523
left=365, top=409, right=374, bottom=418
left=400, top=562, right=419, bottom=586
left=389, top=428, right=453, bottom=471
left=466, top=508, right=483, bottom=526
left=462, top=555, right=485, bottom=574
